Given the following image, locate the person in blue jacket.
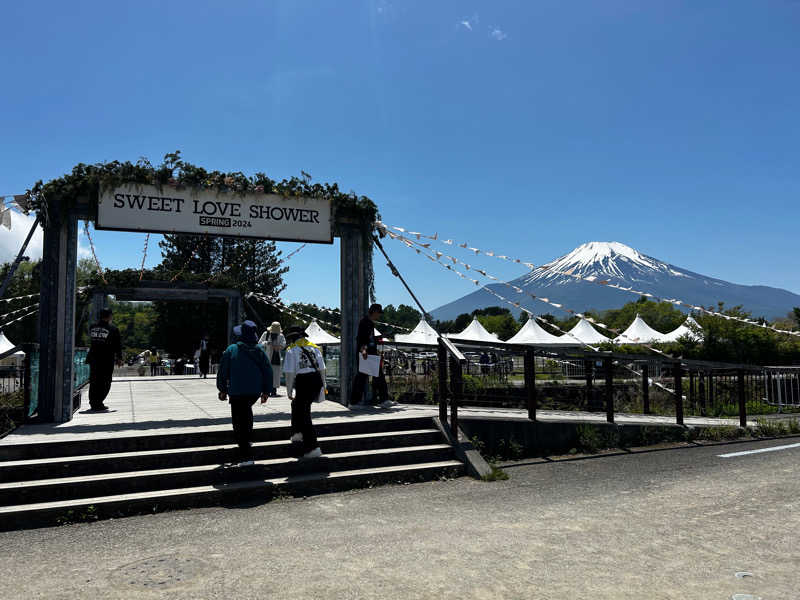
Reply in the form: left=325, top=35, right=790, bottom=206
left=216, top=320, right=273, bottom=465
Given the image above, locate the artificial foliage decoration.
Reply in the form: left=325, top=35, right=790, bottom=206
left=28, top=151, right=378, bottom=228
left=27, top=151, right=379, bottom=299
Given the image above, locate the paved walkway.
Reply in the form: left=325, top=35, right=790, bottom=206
left=0, top=376, right=751, bottom=446
left=1, top=437, right=797, bottom=599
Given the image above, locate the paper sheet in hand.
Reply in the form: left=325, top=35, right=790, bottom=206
left=358, top=355, right=381, bottom=377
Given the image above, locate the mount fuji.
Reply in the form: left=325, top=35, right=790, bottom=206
left=431, top=242, right=800, bottom=321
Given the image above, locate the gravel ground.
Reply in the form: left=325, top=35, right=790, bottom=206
left=0, top=437, right=798, bottom=599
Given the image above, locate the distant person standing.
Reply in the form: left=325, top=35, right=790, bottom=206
left=86, top=308, right=123, bottom=411
left=283, top=325, right=325, bottom=459
left=216, top=320, right=272, bottom=466
left=149, top=350, right=160, bottom=376
left=260, top=322, right=286, bottom=397
left=198, top=334, right=210, bottom=378
left=350, top=303, right=392, bottom=408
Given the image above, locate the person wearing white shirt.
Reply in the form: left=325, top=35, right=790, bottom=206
left=259, top=322, right=286, bottom=397
left=282, top=325, right=325, bottom=459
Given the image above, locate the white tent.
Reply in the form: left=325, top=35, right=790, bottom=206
left=506, top=318, right=577, bottom=346
left=567, top=318, right=611, bottom=345
left=661, top=315, right=703, bottom=343
left=0, top=330, right=25, bottom=366
left=445, top=318, right=501, bottom=343
left=613, top=314, right=667, bottom=344
left=395, top=319, right=440, bottom=346
left=306, top=320, right=340, bottom=345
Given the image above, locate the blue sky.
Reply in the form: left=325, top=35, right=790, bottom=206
left=2, top=0, right=799, bottom=314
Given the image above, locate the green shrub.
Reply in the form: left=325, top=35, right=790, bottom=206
left=481, top=465, right=509, bottom=481
left=756, top=419, right=788, bottom=437
left=576, top=424, right=620, bottom=453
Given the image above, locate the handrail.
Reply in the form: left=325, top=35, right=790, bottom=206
left=0, top=345, right=24, bottom=361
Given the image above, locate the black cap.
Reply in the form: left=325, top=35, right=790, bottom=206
left=99, top=308, right=113, bottom=319
left=368, top=303, right=383, bottom=315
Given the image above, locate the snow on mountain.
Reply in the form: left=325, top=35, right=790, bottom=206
left=523, top=241, right=689, bottom=285
left=432, top=241, right=800, bottom=322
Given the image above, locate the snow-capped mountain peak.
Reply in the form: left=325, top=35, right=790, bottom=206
left=432, top=241, right=800, bottom=321
left=523, top=241, right=687, bottom=284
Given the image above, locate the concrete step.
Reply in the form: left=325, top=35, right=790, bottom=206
left=0, top=429, right=443, bottom=482
left=0, top=460, right=464, bottom=531
left=0, top=445, right=454, bottom=506
left=0, top=415, right=435, bottom=461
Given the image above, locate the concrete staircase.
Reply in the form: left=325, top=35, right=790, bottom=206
left=0, top=415, right=463, bottom=530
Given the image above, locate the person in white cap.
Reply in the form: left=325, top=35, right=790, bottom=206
left=259, top=321, right=286, bottom=397
left=283, top=324, right=325, bottom=459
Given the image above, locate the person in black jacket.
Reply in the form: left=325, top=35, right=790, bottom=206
left=86, top=308, right=123, bottom=411
left=350, top=303, right=391, bottom=408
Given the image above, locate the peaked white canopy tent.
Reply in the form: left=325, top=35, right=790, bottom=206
left=445, top=318, right=501, bottom=344
left=395, top=319, right=440, bottom=346
left=505, top=318, right=579, bottom=346
left=614, top=314, right=668, bottom=344
left=0, top=331, right=25, bottom=366
left=567, top=318, right=611, bottom=345
left=305, top=320, right=341, bottom=345
left=661, top=315, right=703, bottom=343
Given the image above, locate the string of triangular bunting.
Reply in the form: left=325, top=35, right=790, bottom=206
left=378, top=221, right=800, bottom=338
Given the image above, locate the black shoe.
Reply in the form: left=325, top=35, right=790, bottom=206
left=91, top=405, right=110, bottom=411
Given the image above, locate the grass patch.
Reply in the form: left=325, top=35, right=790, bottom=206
left=576, top=424, right=620, bottom=454
left=753, top=418, right=800, bottom=437
left=481, top=465, right=509, bottom=481
left=688, top=426, right=746, bottom=442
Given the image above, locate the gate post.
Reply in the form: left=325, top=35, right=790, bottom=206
left=339, top=222, right=370, bottom=406
left=524, top=347, right=537, bottom=421
left=437, top=339, right=448, bottom=423
left=585, top=359, right=600, bottom=410
left=604, top=357, right=614, bottom=423
left=38, top=213, right=79, bottom=422
left=737, top=369, right=747, bottom=428
left=674, top=363, right=683, bottom=426
left=641, top=363, right=650, bottom=415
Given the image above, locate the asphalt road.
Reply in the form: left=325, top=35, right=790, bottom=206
left=1, top=437, right=798, bottom=599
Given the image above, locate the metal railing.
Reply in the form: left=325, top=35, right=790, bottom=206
left=426, top=340, right=776, bottom=429
left=0, top=343, right=38, bottom=429
left=764, top=367, right=800, bottom=411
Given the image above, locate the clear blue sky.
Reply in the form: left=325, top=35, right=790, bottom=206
left=2, top=1, right=799, bottom=313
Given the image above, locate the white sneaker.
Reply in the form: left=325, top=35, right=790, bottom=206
left=302, top=447, right=322, bottom=459
left=380, top=400, right=394, bottom=409
left=290, top=432, right=304, bottom=443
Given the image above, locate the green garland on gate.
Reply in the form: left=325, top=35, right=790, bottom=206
left=27, top=151, right=379, bottom=299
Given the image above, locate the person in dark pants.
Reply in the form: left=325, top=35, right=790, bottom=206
left=149, top=350, right=160, bottom=376
left=350, top=303, right=393, bottom=408
left=216, top=320, right=272, bottom=466
left=86, top=308, right=123, bottom=411
left=283, top=325, right=325, bottom=459
left=198, top=334, right=210, bottom=378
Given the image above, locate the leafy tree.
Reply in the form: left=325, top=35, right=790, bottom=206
left=472, top=306, right=508, bottom=317
left=453, top=312, right=472, bottom=332
left=382, top=304, right=421, bottom=330
left=152, top=234, right=288, bottom=357
left=76, top=257, right=99, bottom=288
left=475, top=312, right=520, bottom=340
left=601, top=297, right=685, bottom=333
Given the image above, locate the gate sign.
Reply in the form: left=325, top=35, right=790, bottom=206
left=97, top=183, right=333, bottom=243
